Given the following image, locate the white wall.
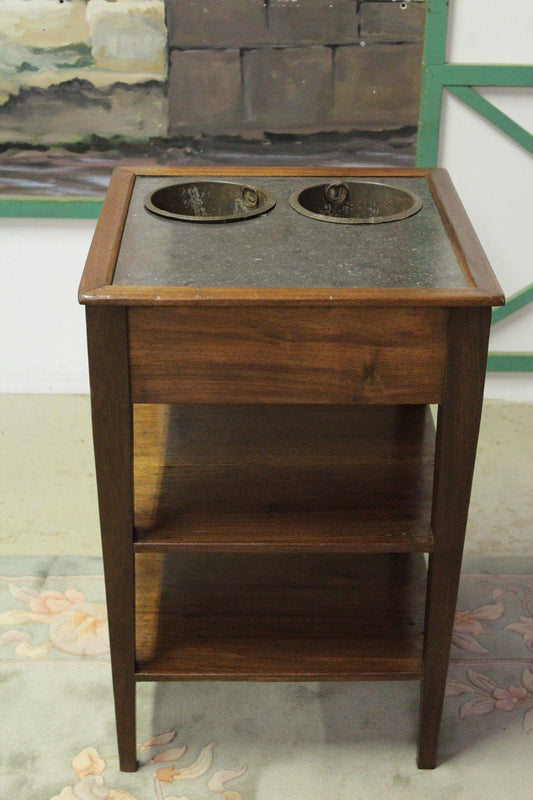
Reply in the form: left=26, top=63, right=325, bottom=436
left=0, top=218, right=95, bottom=393
left=441, top=0, right=533, bottom=402
left=1, top=0, right=531, bottom=400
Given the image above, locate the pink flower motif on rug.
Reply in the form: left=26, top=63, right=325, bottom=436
left=50, top=746, right=136, bottom=800
left=452, top=601, right=504, bottom=653
left=48, top=601, right=109, bottom=656
left=50, top=736, right=248, bottom=800
left=446, top=668, right=533, bottom=731
left=140, top=732, right=247, bottom=799
left=506, top=616, right=533, bottom=652
left=492, top=685, right=528, bottom=711
left=0, top=582, right=109, bottom=658
left=447, top=575, right=533, bottom=735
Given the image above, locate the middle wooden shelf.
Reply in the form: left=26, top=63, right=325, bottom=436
left=133, top=403, right=435, bottom=553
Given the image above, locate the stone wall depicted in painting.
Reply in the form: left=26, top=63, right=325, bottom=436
left=166, top=0, right=425, bottom=137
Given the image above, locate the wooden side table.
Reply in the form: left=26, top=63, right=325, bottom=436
left=79, top=166, right=504, bottom=771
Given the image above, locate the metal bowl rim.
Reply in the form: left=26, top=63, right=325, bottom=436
left=144, top=179, right=277, bottom=222
left=288, top=180, right=423, bottom=224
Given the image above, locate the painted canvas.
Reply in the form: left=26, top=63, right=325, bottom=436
left=0, top=0, right=425, bottom=201
left=0, top=0, right=168, bottom=197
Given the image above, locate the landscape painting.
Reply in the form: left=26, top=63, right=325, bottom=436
left=0, top=0, right=425, bottom=200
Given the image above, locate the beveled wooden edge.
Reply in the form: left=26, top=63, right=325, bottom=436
left=113, top=165, right=434, bottom=178
left=79, top=165, right=504, bottom=308
left=80, top=284, right=498, bottom=307
left=78, top=167, right=135, bottom=302
left=427, top=169, right=505, bottom=306
left=134, top=666, right=425, bottom=682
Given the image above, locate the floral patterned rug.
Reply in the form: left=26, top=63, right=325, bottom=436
left=0, top=556, right=532, bottom=799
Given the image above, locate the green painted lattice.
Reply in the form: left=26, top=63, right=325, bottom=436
left=417, top=0, right=533, bottom=373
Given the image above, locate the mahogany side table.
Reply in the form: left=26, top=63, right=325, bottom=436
left=79, top=166, right=504, bottom=771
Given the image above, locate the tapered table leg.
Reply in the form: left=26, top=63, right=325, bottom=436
left=418, top=307, right=492, bottom=768
left=86, top=306, right=137, bottom=772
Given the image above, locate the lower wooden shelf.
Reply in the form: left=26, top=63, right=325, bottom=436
left=135, top=552, right=427, bottom=682
left=133, top=403, right=435, bottom=553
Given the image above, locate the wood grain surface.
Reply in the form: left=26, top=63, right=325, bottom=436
left=133, top=403, right=435, bottom=553
left=128, top=306, right=448, bottom=403
left=135, top=551, right=427, bottom=681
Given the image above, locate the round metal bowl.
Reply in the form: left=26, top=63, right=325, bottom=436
left=289, top=181, right=422, bottom=224
left=144, top=180, right=276, bottom=222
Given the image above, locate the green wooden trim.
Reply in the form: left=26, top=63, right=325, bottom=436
left=0, top=196, right=103, bottom=219
left=430, top=63, right=533, bottom=86
left=492, top=284, right=533, bottom=325
left=416, top=1, right=533, bottom=167
left=417, top=70, right=443, bottom=167
left=416, top=65, right=533, bottom=166
left=421, top=0, right=448, bottom=65
left=487, top=353, right=533, bottom=372
left=447, top=87, right=533, bottom=154
left=416, top=0, right=447, bottom=166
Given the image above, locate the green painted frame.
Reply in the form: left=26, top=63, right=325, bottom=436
left=417, top=0, right=533, bottom=373
left=0, top=196, right=102, bottom=219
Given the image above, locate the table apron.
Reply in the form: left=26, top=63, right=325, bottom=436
left=128, top=306, right=448, bottom=404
